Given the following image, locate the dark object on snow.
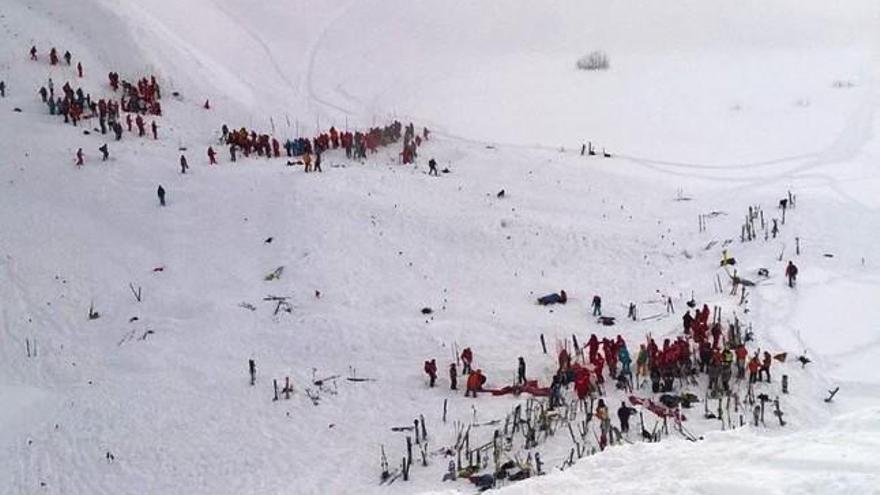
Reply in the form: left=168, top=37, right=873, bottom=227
left=659, top=394, right=680, bottom=409
left=128, top=316, right=139, bottom=322
left=88, top=302, right=100, bottom=320
left=264, top=237, right=273, bottom=244
left=469, top=474, right=495, bottom=490
left=497, top=189, right=505, bottom=198
left=13, top=107, right=22, bottom=112
left=441, top=168, right=450, bottom=174
left=508, top=470, right=531, bottom=482
left=824, top=387, right=839, bottom=403
left=720, top=257, right=736, bottom=266
left=686, top=299, right=696, bottom=308
left=421, top=307, right=433, bottom=315
left=537, top=290, right=567, bottom=306
left=797, top=355, right=811, bottom=368
left=598, top=316, right=615, bottom=326
left=758, top=268, right=770, bottom=277
left=823, top=253, right=834, bottom=258
left=157, top=185, right=166, bottom=206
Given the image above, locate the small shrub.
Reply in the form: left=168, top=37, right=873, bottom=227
left=577, top=51, right=609, bottom=71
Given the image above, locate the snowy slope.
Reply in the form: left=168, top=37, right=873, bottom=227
left=1, top=0, right=879, bottom=494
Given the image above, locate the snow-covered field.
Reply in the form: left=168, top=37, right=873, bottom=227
left=1, top=0, right=879, bottom=493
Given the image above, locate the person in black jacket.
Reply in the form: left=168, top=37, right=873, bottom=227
left=618, top=402, right=636, bottom=433
left=157, top=185, right=166, bottom=206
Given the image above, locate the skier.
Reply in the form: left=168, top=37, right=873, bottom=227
left=424, top=359, right=437, bottom=387
left=591, top=295, right=602, bottom=316
left=759, top=351, right=772, bottom=382
left=99, top=144, right=109, bottom=161
left=151, top=120, right=158, bottom=140
left=449, top=363, right=457, bottom=390
left=627, top=302, right=637, bottom=321
left=785, top=261, right=798, bottom=288
left=229, top=144, right=237, bottom=162
left=558, top=348, right=571, bottom=374
left=314, top=151, right=322, bottom=172
left=428, top=158, right=439, bottom=176
left=207, top=146, right=217, bottom=165
left=682, top=310, right=693, bottom=333
left=635, top=344, right=648, bottom=382
left=63, top=50, right=72, bottom=66
left=39, top=86, right=48, bottom=103
left=49, top=48, right=58, bottom=65
left=75, top=148, right=84, bottom=167
left=179, top=154, right=189, bottom=174
left=617, top=402, right=636, bottom=434
left=747, top=355, right=760, bottom=384
left=203, top=99, right=211, bottom=110
left=30, top=46, right=38, bottom=61
left=735, top=343, right=748, bottom=379
left=516, top=357, right=526, bottom=385
left=549, top=373, right=563, bottom=409
left=666, top=296, right=674, bottom=313
left=596, top=399, right=609, bottom=449
left=460, top=347, right=473, bottom=375
left=302, top=151, right=312, bottom=172
left=465, top=369, right=485, bottom=398
left=157, top=185, right=166, bottom=206
left=135, top=115, right=145, bottom=137
left=77, top=62, right=83, bottom=78
left=618, top=344, right=632, bottom=376
left=0, top=80, right=5, bottom=98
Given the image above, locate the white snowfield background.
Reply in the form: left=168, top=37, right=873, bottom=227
left=1, top=0, right=879, bottom=494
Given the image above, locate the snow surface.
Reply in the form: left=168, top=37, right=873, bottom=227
left=1, top=0, right=879, bottom=494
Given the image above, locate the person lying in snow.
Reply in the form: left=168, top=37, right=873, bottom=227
left=537, top=290, right=567, bottom=305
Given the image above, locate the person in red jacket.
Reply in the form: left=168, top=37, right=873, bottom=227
left=465, top=369, right=485, bottom=398
left=460, top=347, right=473, bottom=375
left=272, top=138, right=280, bottom=158
left=207, top=146, right=217, bottom=165
left=748, top=355, right=761, bottom=384
left=735, top=344, right=748, bottom=379
left=593, top=353, right=605, bottom=384
left=424, top=359, right=437, bottom=387
left=558, top=348, right=571, bottom=373
left=587, top=334, right=600, bottom=362
left=574, top=367, right=591, bottom=400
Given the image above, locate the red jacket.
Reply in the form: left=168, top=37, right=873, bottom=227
left=461, top=348, right=473, bottom=364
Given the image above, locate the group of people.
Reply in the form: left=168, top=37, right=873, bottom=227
left=33, top=54, right=163, bottom=155
left=30, top=45, right=83, bottom=77
left=208, top=120, right=425, bottom=173
left=421, top=295, right=784, bottom=447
